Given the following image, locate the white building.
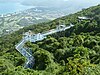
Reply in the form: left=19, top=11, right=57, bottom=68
left=78, top=16, right=91, bottom=20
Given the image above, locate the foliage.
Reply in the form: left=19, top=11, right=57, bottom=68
left=0, top=4, right=100, bottom=75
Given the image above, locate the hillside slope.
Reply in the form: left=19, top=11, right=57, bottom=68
left=0, top=7, right=66, bottom=37
left=0, top=5, right=100, bottom=75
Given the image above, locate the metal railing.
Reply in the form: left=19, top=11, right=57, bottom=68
left=15, top=24, right=74, bottom=69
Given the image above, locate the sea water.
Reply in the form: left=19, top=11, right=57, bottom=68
left=0, top=2, right=33, bottom=14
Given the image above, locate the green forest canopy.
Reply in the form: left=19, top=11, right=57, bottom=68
left=0, top=4, right=100, bottom=75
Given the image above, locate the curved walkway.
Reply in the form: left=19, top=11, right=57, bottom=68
left=15, top=24, right=74, bottom=68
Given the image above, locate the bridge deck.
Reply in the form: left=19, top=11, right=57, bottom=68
left=15, top=24, right=74, bottom=68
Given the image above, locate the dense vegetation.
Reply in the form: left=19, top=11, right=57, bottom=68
left=0, top=5, right=100, bottom=75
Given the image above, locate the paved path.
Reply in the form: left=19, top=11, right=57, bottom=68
left=15, top=24, right=74, bottom=68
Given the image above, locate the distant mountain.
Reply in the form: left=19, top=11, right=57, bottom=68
left=0, top=4, right=100, bottom=75
left=22, top=0, right=100, bottom=9
left=0, top=0, right=100, bottom=37
left=21, top=0, right=100, bottom=20
left=0, top=7, right=66, bottom=36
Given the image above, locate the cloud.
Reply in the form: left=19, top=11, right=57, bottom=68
left=22, top=0, right=100, bottom=6
left=22, top=0, right=67, bottom=7
left=21, top=0, right=100, bottom=9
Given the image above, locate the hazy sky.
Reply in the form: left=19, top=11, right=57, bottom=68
left=0, top=0, right=100, bottom=7
left=21, top=0, right=100, bottom=8
left=0, top=0, right=100, bottom=3
left=0, top=0, right=100, bottom=14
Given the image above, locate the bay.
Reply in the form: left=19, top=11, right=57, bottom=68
left=0, top=2, right=34, bottom=14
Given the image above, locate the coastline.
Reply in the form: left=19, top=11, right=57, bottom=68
left=0, top=2, right=34, bottom=15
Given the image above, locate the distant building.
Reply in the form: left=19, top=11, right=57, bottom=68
left=0, top=14, right=4, bottom=17
left=3, top=29, right=12, bottom=34
left=78, top=16, right=91, bottom=20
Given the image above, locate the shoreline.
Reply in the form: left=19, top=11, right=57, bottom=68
left=0, top=2, right=34, bottom=15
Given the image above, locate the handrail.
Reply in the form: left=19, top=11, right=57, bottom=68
left=15, top=24, right=74, bottom=69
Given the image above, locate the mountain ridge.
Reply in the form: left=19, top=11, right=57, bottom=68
left=0, top=4, right=100, bottom=75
